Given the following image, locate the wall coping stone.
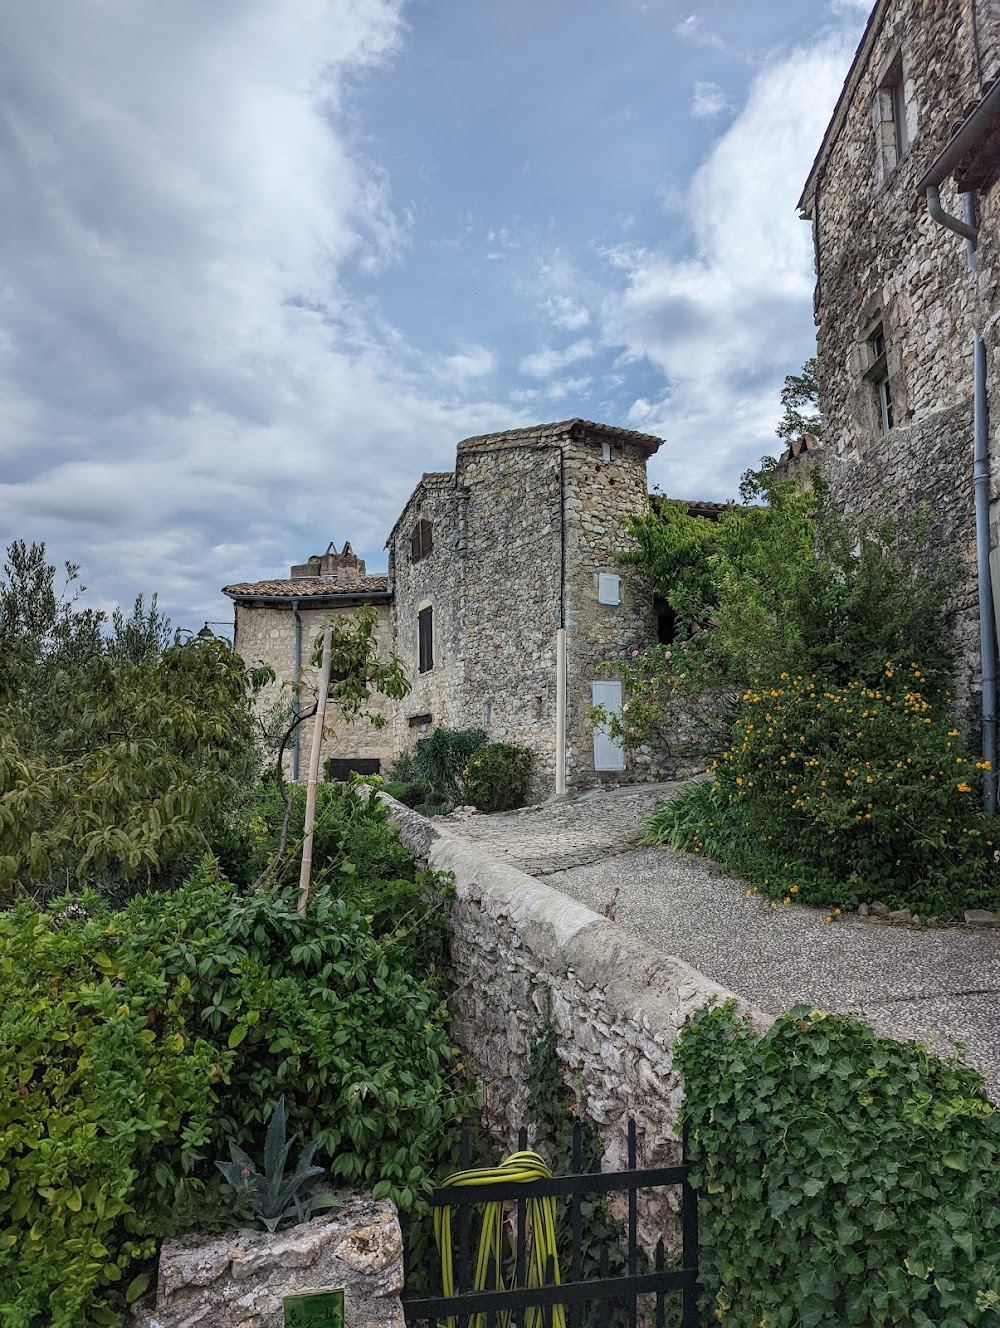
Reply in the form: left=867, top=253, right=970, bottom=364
left=380, top=794, right=773, bottom=1039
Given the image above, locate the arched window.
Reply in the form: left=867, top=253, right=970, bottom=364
left=410, top=519, right=433, bottom=563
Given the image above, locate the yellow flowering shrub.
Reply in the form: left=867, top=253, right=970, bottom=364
left=647, top=663, right=999, bottom=917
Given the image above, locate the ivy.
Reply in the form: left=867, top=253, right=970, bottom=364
left=677, top=1001, right=1000, bottom=1327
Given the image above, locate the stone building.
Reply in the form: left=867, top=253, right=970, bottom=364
left=796, top=0, right=1000, bottom=781
left=223, top=542, right=393, bottom=782
left=225, top=418, right=720, bottom=800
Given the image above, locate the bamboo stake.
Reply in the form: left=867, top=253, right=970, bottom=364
left=297, top=627, right=333, bottom=916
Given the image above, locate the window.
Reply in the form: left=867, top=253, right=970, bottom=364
left=867, top=323, right=894, bottom=436
left=598, top=573, right=621, bottom=605
left=418, top=605, right=433, bottom=673
left=874, top=55, right=910, bottom=184
left=655, top=598, right=678, bottom=645
left=410, top=519, right=433, bottom=564
left=890, top=76, right=908, bottom=160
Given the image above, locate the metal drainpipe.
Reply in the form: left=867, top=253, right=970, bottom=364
left=922, top=185, right=997, bottom=813
left=555, top=446, right=568, bottom=796
left=291, top=598, right=302, bottom=782
left=974, top=329, right=998, bottom=813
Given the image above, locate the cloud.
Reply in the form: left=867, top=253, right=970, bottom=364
left=519, top=339, right=595, bottom=380
left=436, top=344, right=498, bottom=384
left=598, top=35, right=855, bottom=500
left=674, top=15, right=729, bottom=54
left=691, top=81, right=734, bottom=119
left=0, top=1, right=529, bottom=624
left=541, top=295, right=591, bottom=332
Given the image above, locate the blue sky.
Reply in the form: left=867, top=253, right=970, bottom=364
left=0, top=0, right=872, bottom=632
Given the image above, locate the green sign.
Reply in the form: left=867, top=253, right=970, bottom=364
left=283, top=1287, right=345, bottom=1328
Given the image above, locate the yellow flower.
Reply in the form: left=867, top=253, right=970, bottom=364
left=790, top=885, right=799, bottom=894
left=833, top=908, right=841, bottom=916
left=958, top=782, right=972, bottom=793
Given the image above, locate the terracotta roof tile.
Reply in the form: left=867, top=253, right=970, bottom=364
left=223, top=575, right=389, bottom=600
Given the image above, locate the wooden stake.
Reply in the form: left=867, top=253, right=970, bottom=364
left=297, top=627, right=333, bottom=916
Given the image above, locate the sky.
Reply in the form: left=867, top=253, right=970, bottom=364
left=0, top=0, right=874, bottom=634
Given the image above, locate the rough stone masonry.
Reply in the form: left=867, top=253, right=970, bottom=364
left=382, top=793, right=770, bottom=1256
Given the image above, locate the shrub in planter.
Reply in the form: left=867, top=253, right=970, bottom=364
left=126, top=865, right=469, bottom=1213
left=462, top=742, right=532, bottom=812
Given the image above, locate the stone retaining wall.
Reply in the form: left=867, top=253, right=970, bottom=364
left=383, top=796, right=771, bottom=1253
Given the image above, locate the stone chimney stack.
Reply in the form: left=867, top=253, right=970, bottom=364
left=290, top=540, right=366, bottom=583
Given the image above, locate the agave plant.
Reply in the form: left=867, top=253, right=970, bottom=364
left=216, top=1096, right=338, bottom=1232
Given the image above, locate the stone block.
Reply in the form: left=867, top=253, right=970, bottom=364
left=964, top=909, right=1000, bottom=927
left=135, top=1198, right=404, bottom=1328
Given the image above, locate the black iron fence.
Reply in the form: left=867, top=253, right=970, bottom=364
left=403, top=1119, right=700, bottom=1328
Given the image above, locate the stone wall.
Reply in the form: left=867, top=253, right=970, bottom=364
left=801, top=0, right=1000, bottom=700
left=386, top=424, right=662, bottom=801
left=385, top=473, right=465, bottom=761
left=456, top=440, right=564, bottom=797
left=559, top=435, right=659, bottom=789
left=136, top=1196, right=404, bottom=1328
left=234, top=599, right=397, bottom=776
left=383, top=795, right=769, bottom=1254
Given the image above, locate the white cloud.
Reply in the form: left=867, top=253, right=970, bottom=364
left=674, top=15, right=729, bottom=54
left=691, top=81, right=734, bottom=119
left=436, top=344, right=498, bottom=383
left=519, top=339, right=595, bottom=380
left=0, top=1, right=530, bottom=621
left=599, top=36, right=855, bottom=499
left=541, top=295, right=591, bottom=332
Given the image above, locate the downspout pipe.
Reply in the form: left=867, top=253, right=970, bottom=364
left=974, top=331, right=998, bottom=814
left=555, top=445, right=568, bottom=796
left=924, top=184, right=979, bottom=245
left=291, top=598, right=302, bottom=782
left=920, top=180, right=997, bottom=813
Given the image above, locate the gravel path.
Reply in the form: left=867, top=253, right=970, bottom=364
left=447, top=783, right=1000, bottom=1099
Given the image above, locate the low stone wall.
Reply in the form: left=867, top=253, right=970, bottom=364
left=136, top=1196, right=404, bottom=1328
left=383, top=796, right=771, bottom=1253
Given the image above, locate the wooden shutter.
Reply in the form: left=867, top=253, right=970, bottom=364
left=418, top=606, right=433, bottom=673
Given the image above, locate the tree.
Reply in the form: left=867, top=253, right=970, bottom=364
left=775, top=356, right=823, bottom=445
left=593, top=468, right=957, bottom=754
left=0, top=541, right=269, bottom=903
left=258, top=606, right=411, bottom=881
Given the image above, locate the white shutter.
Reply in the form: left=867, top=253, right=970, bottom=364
left=598, top=573, right=620, bottom=605
left=592, top=681, right=625, bottom=771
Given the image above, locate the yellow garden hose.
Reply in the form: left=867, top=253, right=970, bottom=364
left=434, top=1150, right=566, bottom=1328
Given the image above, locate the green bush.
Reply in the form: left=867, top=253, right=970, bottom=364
left=381, top=780, right=433, bottom=808
left=678, top=1001, right=1000, bottom=1328
left=462, top=742, right=532, bottom=812
left=411, top=728, right=487, bottom=805
left=215, top=778, right=412, bottom=886
left=1, top=787, right=472, bottom=1326
left=121, top=862, right=469, bottom=1208
left=646, top=666, right=999, bottom=918
left=0, top=896, right=222, bottom=1328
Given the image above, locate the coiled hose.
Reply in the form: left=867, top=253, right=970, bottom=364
left=434, top=1150, right=566, bottom=1328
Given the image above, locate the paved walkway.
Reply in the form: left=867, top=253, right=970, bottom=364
left=446, top=782, right=1000, bottom=1099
